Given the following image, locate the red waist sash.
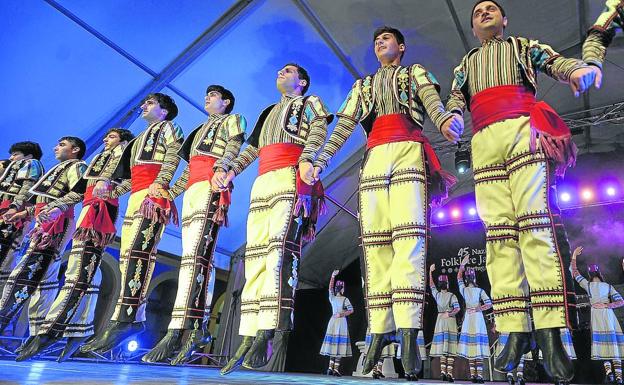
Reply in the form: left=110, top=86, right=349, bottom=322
left=368, top=114, right=456, bottom=205
left=187, top=155, right=217, bottom=188
left=131, top=164, right=178, bottom=226
left=74, top=185, right=119, bottom=247
left=188, top=154, right=232, bottom=227
left=258, top=143, right=325, bottom=241
left=30, top=202, right=74, bottom=250
left=470, top=85, right=577, bottom=176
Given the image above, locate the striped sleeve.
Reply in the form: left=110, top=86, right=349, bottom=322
left=574, top=272, right=590, bottom=292
left=230, top=144, right=259, bottom=176
left=446, top=60, right=468, bottom=115
left=343, top=297, right=354, bottom=311
left=299, top=95, right=329, bottom=164
left=582, top=0, right=623, bottom=68
left=168, top=166, right=189, bottom=199
left=313, top=80, right=362, bottom=171
left=457, top=277, right=466, bottom=299
left=154, top=122, right=184, bottom=186
left=411, top=65, right=453, bottom=129
left=451, top=294, right=460, bottom=310
left=480, top=289, right=492, bottom=307
left=214, top=114, right=246, bottom=172
left=110, top=179, right=131, bottom=199
left=528, top=39, right=587, bottom=82
left=609, top=285, right=624, bottom=302
left=430, top=284, right=439, bottom=301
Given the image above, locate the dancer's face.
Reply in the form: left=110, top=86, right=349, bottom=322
left=204, top=90, right=230, bottom=115
left=9, top=151, right=29, bottom=162
left=140, top=97, right=167, bottom=122
left=374, top=32, right=404, bottom=64
left=472, top=1, right=507, bottom=41
left=103, top=131, right=122, bottom=151
left=276, top=65, right=306, bottom=95
left=53, top=140, right=79, bottom=161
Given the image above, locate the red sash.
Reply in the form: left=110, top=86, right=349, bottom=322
left=73, top=185, right=119, bottom=247
left=258, top=143, right=326, bottom=241
left=131, top=164, right=178, bottom=226
left=187, top=155, right=232, bottom=226
left=471, top=85, right=577, bottom=176
left=368, top=114, right=456, bottom=205
left=0, top=199, right=28, bottom=229
left=30, top=202, right=74, bottom=250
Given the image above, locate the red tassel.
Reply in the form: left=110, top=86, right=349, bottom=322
left=139, top=198, right=179, bottom=226
left=430, top=169, right=458, bottom=207
left=538, top=134, right=577, bottom=177
left=212, top=205, right=229, bottom=227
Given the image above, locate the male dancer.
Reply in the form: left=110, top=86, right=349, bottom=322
left=81, top=93, right=183, bottom=353
left=142, top=85, right=246, bottom=365
left=219, top=63, right=331, bottom=374
left=312, top=26, right=460, bottom=380
left=445, top=1, right=598, bottom=383
left=17, top=128, right=134, bottom=361
left=0, top=142, right=44, bottom=293
left=0, top=137, right=87, bottom=336
left=582, top=0, right=623, bottom=84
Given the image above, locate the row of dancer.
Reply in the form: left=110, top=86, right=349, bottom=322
left=0, top=2, right=620, bottom=385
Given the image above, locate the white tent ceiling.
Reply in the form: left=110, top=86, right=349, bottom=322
left=2, top=0, right=623, bottom=277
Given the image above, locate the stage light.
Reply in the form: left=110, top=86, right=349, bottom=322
left=607, top=187, right=617, bottom=197
left=455, top=143, right=471, bottom=174
left=127, top=340, right=138, bottom=352
left=437, top=211, right=445, bottom=219
left=451, top=209, right=460, bottom=218
left=468, top=207, right=477, bottom=216
left=581, top=189, right=593, bottom=201
left=560, top=192, right=571, bottom=202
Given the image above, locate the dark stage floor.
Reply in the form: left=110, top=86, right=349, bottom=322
left=0, top=360, right=552, bottom=385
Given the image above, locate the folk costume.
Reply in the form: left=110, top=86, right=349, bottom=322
left=17, top=144, right=127, bottom=361
left=81, top=120, right=183, bottom=353
left=314, top=63, right=455, bottom=379
left=143, top=112, right=246, bottom=365
left=446, top=35, right=587, bottom=380
left=221, top=93, right=331, bottom=374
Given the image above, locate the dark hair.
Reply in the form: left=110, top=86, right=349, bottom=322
left=58, top=136, right=86, bottom=159
left=144, top=92, right=178, bottom=120
left=283, top=63, right=310, bottom=95
left=471, top=0, right=506, bottom=28
left=373, top=26, right=406, bottom=59
left=106, top=128, right=135, bottom=143
left=9, top=141, right=43, bottom=160
left=206, top=85, right=235, bottom=114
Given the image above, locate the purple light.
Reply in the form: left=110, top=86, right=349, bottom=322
left=451, top=209, right=460, bottom=218
left=437, top=211, right=445, bottom=219
left=468, top=207, right=477, bottom=216
left=607, top=187, right=617, bottom=197
left=560, top=192, right=571, bottom=202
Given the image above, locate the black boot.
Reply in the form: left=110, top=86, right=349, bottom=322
left=57, top=336, right=88, bottom=363
left=170, top=329, right=212, bottom=366
left=475, top=375, right=485, bottom=384
left=506, top=373, right=515, bottom=385
left=242, top=329, right=275, bottom=369
left=440, top=373, right=448, bottom=381
left=80, top=321, right=144, bottom=354
left=142, top=329, right=183, bottom=363
left=446, top=373, right=455, bottom=382
left=362, top=332, right=395, bottom=375
left=220, top=335, right=254, bottom=375
left=16, top=334, right=59, bottom=361
left=535, top=328, right=574, bottom=383
left=495, top=332, right=533, bottom=372
left=607, top=372, right=616, bottom=384
left=14, top=336, right=35, bottom=354
left=399, top=328, right=421, bottom=380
